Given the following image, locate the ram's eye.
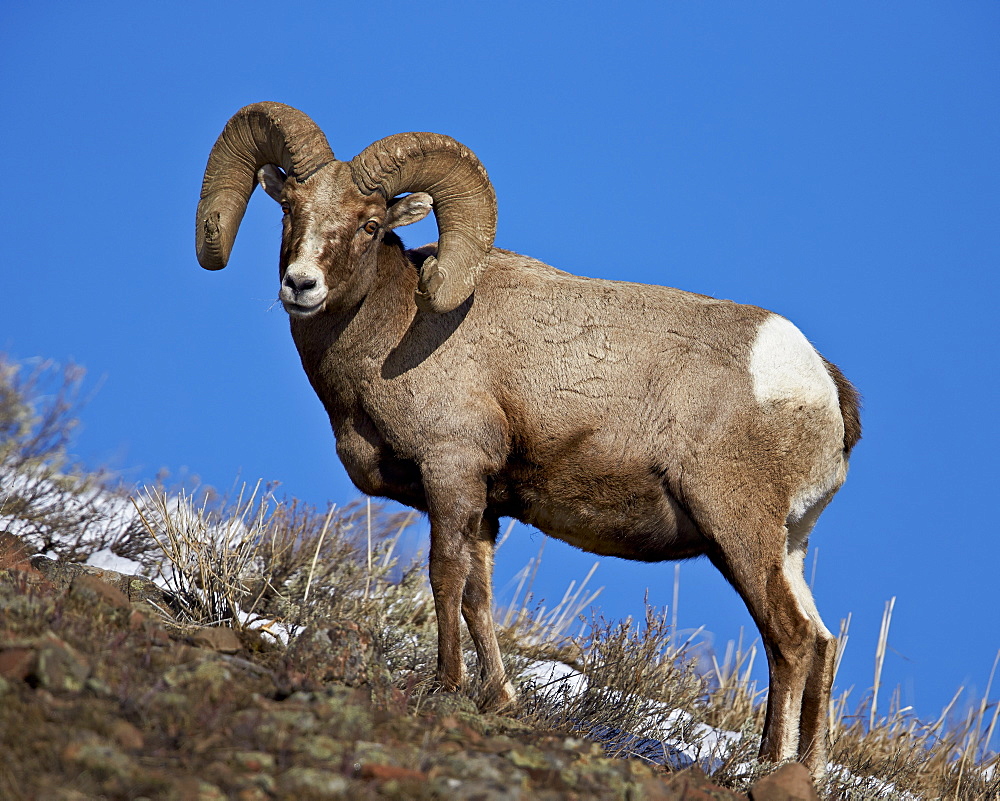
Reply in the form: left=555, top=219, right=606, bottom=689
left=363, top=220, right=379, bottom=235
left=280, top=202, right=291, bottom=215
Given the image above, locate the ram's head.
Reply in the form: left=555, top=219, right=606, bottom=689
left=195, top=102, right=497, bottom=315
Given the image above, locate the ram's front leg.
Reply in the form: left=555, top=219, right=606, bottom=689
left=424, top=461, right=489, bottom=695
left=428, top=526, right=471, bottom=692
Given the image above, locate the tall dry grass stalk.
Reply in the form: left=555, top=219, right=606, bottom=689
left=703, top=628, right=765, bottom=735
left=821, top=594, right=999, bottom=799
left=302, top=503, right=337, bottom=604
left=869, top=596, right=896, bottom=730
left=519, top=604, right=711, bottom=759
left=496, top=538, right=604, bottom=649
left=494, top=545, right=999, bottom=797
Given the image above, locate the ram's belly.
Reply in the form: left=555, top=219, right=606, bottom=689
left=495, top=464, right=706, bottom=562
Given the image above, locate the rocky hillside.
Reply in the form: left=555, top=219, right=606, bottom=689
left=0, top=533, right=816, bottom=801
left=2, top=359, right=996, bottom=799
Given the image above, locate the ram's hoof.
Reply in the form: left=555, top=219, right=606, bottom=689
left=479, top=680, right=518, bottom=714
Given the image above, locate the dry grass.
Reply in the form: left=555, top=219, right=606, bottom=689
left=2, top=353, right=998, bottom=799
left=519, top=605, right=706, bottom=741
left=495, top=533, right=602, bottom=659
left=130, top=482, right=424, bottom=639
left=819, top=599, right=1000, bottom=799
left=131, top=493, right=999, bottom=799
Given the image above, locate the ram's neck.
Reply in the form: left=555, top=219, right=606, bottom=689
left=288, top=239, right=421, bottom=413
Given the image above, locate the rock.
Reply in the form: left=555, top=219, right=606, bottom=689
left=283, top=620, right=383, bottom=688
left=358, top=762, right=427, bottom=782
left=191, top=626, right=242, bottom=654
left=129, top=611, right=173, bottom=645
left=296, top=734, right=346, bottom=762
left=235, top=785, right=272, bottom=801
left=430, top=775, right=524, bottom=801
left=639, top=775, right=683, bottom=801
left=0, top=646, right=36, bottom=681
left=109, top=718, right=145, bottom=750
left=420, top=691, right=480, bottom=718
left=162, top=658, right=234, bottom=697
left=69, top=574, right=131, bottom=609
left=232, top=750, right=276, bottom=773
left=506, top=746, right=550, bottom=771
left=749, top=763, right=818, bottom=801
left=663, top=766, right=748, bottom=799
left=29, top=555, right=178, bottom=613
left=172, top=777, right=228, bottom=800
left=61, top=734, right=137, bottom=781
left=279, top=766, right=350, bottom=796
left=28, top=556, right=93, bottom=591
left=28, top=632, right=91, bottom=692
left=49, top=790, right=90, bottom=801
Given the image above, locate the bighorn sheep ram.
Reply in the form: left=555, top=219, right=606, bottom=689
left=196, top=102, right=860, bottom=777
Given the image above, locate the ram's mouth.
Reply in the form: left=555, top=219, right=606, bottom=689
left=283, top=299, right=325, bottom=318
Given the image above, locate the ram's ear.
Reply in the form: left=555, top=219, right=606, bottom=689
left=257, top=164, right=287, bottom=202
left=386, top=192, right=433, bottom=230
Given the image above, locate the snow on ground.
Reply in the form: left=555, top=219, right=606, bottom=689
left=522, top=658, right=740, bottom=771
left=86, top=547, right=147, bottom=576
left=522, top=658, right=925, bottom=798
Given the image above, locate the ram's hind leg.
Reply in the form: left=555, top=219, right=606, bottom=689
left=787, top=501, right=838, bottom=778
left=462, top=515, right=516, bottom=712
left=705, top=514, right=821, bottom=768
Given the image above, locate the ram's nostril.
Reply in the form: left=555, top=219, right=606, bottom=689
left=284, top=273, right=318, bottom=293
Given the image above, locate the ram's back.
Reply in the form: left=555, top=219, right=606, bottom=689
left=469, top=248, right=769, bottom=448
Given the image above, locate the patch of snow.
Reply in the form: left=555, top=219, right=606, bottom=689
left=520, top=658, right=742, bottom=770
left=522, top=658, right=589, bottom=697
left=86, top=547, right=147, bottom=577
left=234, top=607, right=292, bottom=646
left=824, top=764, right=922, bottom=800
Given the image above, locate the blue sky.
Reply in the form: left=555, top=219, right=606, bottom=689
left=2, top=2, right=998, bottom=746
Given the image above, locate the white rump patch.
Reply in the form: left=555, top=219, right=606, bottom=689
left=749, top=315, right=838, bottom=408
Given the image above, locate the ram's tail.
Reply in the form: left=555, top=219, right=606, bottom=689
left=823, top=358, right=862, bottom=455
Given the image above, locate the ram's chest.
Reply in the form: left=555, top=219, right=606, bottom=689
left=333, top=412, right=427, bottom=509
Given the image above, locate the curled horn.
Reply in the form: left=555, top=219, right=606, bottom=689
left=196, top=102, right=335, bottom=271
left=351, top=133, right=497, bottom=313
